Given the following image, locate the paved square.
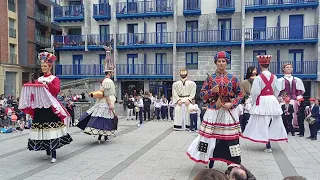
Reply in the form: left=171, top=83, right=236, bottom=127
left=0, top=116, right=320, bottom=180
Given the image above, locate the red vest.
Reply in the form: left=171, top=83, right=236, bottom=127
left=256, top=73, right=274, bottom=105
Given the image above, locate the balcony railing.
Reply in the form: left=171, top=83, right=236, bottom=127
left=8, top=1, right=15, bottom=12
left=245, top=0, right=318, bottom=7
left=116, top=0, right=173, bottom=14
left=35, top=10, right=51, bottom=23
left=9, top=54, right=17, bottom=64
left=116, top=64, right=173, bottom=75
left=176, top=29, right=241, bottom=43
left=35, top=34, right=51, bottom=46
left=53, top=5, right=84, bottom=19
left=93, top=3, right=111, bottom=18
left=87, top=34, right=114, bottom=46
left=184, top=0, right=201, bottom=10
left=53, top=35, right=85, bottom=48
left=9, top=28, right=16, bottom=38
left=244, top=25, right=318, bottom=41
left=217, top=0, right=235, bottom=8
left=116, top=32, right=173, bottom=46
left=244, top=61, right=317, bottom=75
left=55, top=64, right=173, bottom=76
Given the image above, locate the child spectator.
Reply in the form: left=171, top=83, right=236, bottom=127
left=189, top=99, right=199, bottom=132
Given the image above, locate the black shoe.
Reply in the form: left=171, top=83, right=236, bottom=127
left=311, top=137, right=317, bottom=140
left=297, top=133, right=302, bottom=135
left=307, top=136, right=312, bottom=139
left=291, top=133, right=295, bottom=136
left=299, top=135, right=304, bottom=137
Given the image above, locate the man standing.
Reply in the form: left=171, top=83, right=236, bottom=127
left=143, top=93, right=151, bottom=121
left=297, top=98, right=306, bottom=137
left=242, top=55, right=287, bottom=152
left=172, top=68, right=196, bottom=130
left=306, top=98, right=318, bottom=140
left=136, top=95, right=144, bottom=127
left=281, top=97, right=294, bottom=136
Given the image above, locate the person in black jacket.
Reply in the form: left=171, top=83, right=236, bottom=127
left=126, top=98, right=135, bottom=120
left=66, top=99, right=75, bottom=126
left=281, top=97, right=295, bottom=136
left=306, top=98, right=319, bottom=140
left=143, top=93, right=151, bottom=121
left=297, top=98, right=307, bottom=137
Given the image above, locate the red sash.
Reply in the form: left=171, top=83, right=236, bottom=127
left=256, top=73, right=274, bottom=105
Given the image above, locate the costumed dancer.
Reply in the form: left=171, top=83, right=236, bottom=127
left=18, top=52, right=72, bottom=163
left=186, top=51, right=243, bottom=167
left=278, top=63, right=305, bottom=131
left=242, top=55, right=287, bottom=152
left=239, top=66, right=258, bottom=131
left=172, top=69, right=196, bottom=130
left=77, top=46, right=117, bottom=144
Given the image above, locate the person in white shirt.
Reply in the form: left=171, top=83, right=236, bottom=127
left=169, top=97, right=175, bottom=121
left=161, top=96, right=169, bottom=120
left=188, top=99, right=199, bottom=132
left=154, top=98, right=162, bottom=121
left=136, top=95, right=144, bottom=126
left=241, top=96, right=251, bottom=132
left=237, top=100, right=244, bottom=130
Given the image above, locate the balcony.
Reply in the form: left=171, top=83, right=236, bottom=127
left=9, top=28, right=16, bottom=38
left=245, top=0, right=318, bottom=12
left=55, top=64, right=173, bottom=79
left=176, top=29, right=241, bottom=47
left=53, top=5, right=84, bottom=23
left=87, top=34, right=114, bottom=50
left=53, top=35, right=85, bottom=51
left=216, top=0, right=235, bottom=14
left=116, top=0, right=173, bottom=19
left=183, top=0, right=201, bottom=16
left=35, top=10, right=51, bottom=23
left=244, top=61, right=317, bottom=79
left=116, top=32, right=173, bottom=49
left=116, top=64, right=173, bottom=79
left=93, top=3, right=111, bottom=21
left=35, top=34, right=51, bottom=47
left=244, top=25, right=318, bottom=45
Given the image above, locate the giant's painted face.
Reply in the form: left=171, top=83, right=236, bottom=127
left=283, top=64, right=293, bottom=74
left=41, top=62, right=51, bottom=74
left=215, top=58, right=227, bottom=71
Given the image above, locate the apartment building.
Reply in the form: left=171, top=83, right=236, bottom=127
left=0, top=0, right=62, bottom=97
left=53, top=0, right=320, bottom=99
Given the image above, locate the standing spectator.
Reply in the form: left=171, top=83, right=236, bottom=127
left=297, top=98, right=306, bottom=137
left=66, top=99, right=75, bottom=126
left=5, top=104, right=14, bottom=126
left=199, top=100, right=208, bottom=123
left=169, top=97, right=175, bottom=121
left=143, top=93, right=151, bottom=121
left=237, top=99, right=244, bottom=128
left=72, top=94, right=78, bottom=102
left=241, top=96, right=252, bottom=132
left=189, top=99, right=199, bottom=132
left=126, top=98, right=135, bottom=120
left=306, top=98, right=318, bottom=140
left=154, top=98, right=161, bottom=121
left=123, top=93, right=128, bottom=110
left=0, top=104, right=5, bottom=127
left=136, top=95, right=144, bottom=126
left=11, top=111, right=18, bottom=128
left=281, top=97, right=295, bottom=136
left=161, top=95, right=169, bottom=120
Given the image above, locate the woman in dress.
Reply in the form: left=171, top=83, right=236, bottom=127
left=19, top=52, right=73, bottom=163
left=186, top=51, right=243, bottom=167
left=77, top=46, right=117, bottom=144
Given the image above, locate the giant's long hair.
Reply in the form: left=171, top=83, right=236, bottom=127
left=245, top=66, right=258, bottom=80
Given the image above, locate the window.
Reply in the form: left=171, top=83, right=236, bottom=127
left=253, top=50, right=266, bottom=61
left=9, top=18, right=16, bottom=38
left=72, top=55, right=83, bottom=75
left=8, top=0, right=15, bottom=12
left=9, top=44, right=16, bottom=64
left=99, top=54, right=106, bottom=74
left=186, top=52, right=198, bottom=69
left=226, top=51, right=231, bottom=69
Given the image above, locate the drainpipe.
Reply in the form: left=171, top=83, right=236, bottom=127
left=240, top=0, right=245, bottom=81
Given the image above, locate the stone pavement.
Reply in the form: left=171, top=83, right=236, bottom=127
left=0, top=116, right=320, bottom=180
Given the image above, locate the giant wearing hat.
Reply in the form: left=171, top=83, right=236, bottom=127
left=172, top=68, right=196, bottom=130
left=242, top=55, right=287, bottom=152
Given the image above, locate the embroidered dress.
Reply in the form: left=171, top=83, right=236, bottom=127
left=77, top=77, right=117, bottom=136
left=187, top=72, right=243, bottom=165
left=242, top=71, right=287, bottom=143
left=19, top=74, right=73, bottom=151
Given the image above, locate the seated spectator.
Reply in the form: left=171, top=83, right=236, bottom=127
left=283, top=176, right=306, bottom=180
left=225, top=164, right=256, bottom=180
left=194, top=169, right=228, bottom=180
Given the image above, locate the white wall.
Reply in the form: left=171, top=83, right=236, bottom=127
left=59, top=51, right=106, bottom=65
left=245, top=9, right=317, bottom=28
left=117, top=19, right=174, bottom=34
